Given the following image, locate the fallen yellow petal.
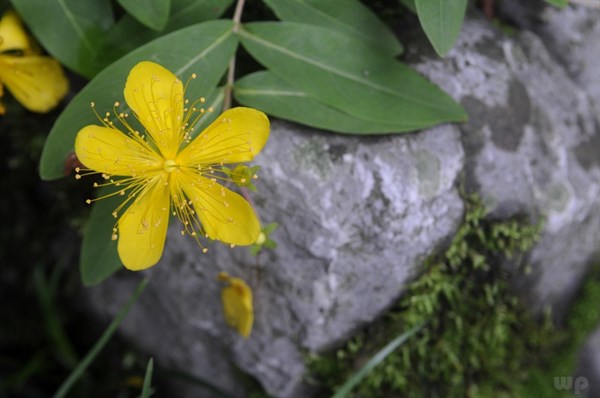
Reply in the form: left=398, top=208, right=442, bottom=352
left=219, top=272, right=254, bottom=338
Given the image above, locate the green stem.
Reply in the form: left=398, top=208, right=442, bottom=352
left=52, top=278, right=148, bottom=398
left=223, top=0, right=246, bottom=110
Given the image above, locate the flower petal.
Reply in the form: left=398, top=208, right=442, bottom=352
left=0, top=10, right=32, bottom=53
left=177, top=107, right=270, bottom=166
left=176, top=171, right=260, bottom=245
left=219, top=272, right=254, bottom=338
left=0, top=55, right=68, bottom=113
left=75, top=125, right=162, bottom=176
left=123, top=61, right=184, bottom=158
left=117, top=177, right=170, bottom=270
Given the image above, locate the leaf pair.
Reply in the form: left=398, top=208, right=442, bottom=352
left=233, top=0, right=465, bottom=135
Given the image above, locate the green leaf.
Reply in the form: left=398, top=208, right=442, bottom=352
left=40, top=20, right=238, bottom=181
left=141, top=358, right=154, bottom=398
left=414, top=0, right=467, bottom=57
left=234, top=71, right=404, bottom=134
left=117, top=0, right=170, bottom=31
left=544, top=0, right=568, bottom=7
left=11, top=0, right=114, bottom=78
left=239, top=22, right=466, bottom=133
left=97, top=0, right=233, bottom=70
left=332, top=324, right=423, bottom=398
left=52, top=278, right=148, bottom=398
left=166, top=0, right=233, bottom=28
left=398, top=0, right=417, bottom=13
left=80, top=187, right=123, bottom=286
left=262, top=0, right=402, bottom=56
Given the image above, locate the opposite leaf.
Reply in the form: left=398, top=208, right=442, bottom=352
left=415, top=0, right=467, bottom=57
left=262, top=0, right=403, bottom=56
left=117, top=0, right=171, bottom=31
left=40, top=20, right=238, bottom=181
left=239, top=22, right=466, bottom=133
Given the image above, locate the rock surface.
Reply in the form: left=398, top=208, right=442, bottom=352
left=83, top=5, right=600, bottom=398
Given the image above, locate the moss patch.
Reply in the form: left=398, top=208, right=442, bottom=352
left=308, top=193, right=599, bottom=398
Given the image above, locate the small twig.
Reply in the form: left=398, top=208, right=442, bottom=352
left=223, top=0, right=246, bottom=110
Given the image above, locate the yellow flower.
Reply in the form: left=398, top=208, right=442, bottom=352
left=75, top=61, right=269, bottom=270
left=0, top=10, right=68, bottom=115
left=218, top=272, right=254, bottom=338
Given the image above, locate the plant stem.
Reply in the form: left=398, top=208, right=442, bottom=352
left=223, top=0, right=246, bottom=111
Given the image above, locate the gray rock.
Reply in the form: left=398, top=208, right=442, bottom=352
left=497, top=0, right=600, bottom=112
left=413, top=13, right=599, bottom=317
left=83, top=6, right=600, bottom=398
left=87, top=121, right=465, bottom=398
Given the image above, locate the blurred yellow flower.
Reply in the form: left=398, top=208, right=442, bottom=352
left=0, top=10, right=68, bottom=115
left=75, top=61, right=269, bottom=270
left=218, top=272, right=254, bottom=338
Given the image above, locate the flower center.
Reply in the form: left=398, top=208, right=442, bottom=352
left=163, top=159, right=178, bottom=173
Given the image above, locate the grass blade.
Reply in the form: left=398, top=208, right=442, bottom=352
left=52, top=278, right=149, bottom=398
left=332, top=323, right=423, bottom=398
left=141, top=358, right=154, bottom=398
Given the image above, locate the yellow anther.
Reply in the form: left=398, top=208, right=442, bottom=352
left=86, top=199, right=92, bottom=204
left=111, top=234, right=118, bottom=241
left=114, top=101, right=120, bottom=107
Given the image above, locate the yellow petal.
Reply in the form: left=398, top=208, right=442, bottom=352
left=0, top=10, right=32, bottom=53
left=123, top=61, right=184, bottom=158
left=176, top=171, right=260, bottom=245
left=118, top=177, right=171, bottom=270
left=220, top=272, right=254, bottom=338
left=75, top=125, right=162, bottom=176
left=0, top=55, right=68, bottom=113
left=177, top=107, right=270, bottom=166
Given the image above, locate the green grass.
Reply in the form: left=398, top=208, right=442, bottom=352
left=308, top=193, right=598, bottom=398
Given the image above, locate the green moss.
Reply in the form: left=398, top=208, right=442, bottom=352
left=308, top=193, right=599, bottom=398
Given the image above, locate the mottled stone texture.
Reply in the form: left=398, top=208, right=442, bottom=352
left=84, top=5, right=599, bottom=398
